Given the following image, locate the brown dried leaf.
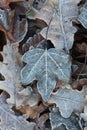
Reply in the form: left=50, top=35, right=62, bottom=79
left=48, top=87, right=85, bottom=118
left=19, top=105, right=38, bottom=119
left=35, top=113, right=48, bottom=130
left=12, top=1, right=30, bottom=41
left=72, top=78, right=87, bottom=89
left=0, top=0, right=27, bottom=8
left=22, top=34, right=44, bottom=54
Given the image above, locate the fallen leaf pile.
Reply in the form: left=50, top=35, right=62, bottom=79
left=0, top=0, right=87, bottom=130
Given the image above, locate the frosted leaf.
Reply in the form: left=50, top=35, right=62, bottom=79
left=0, top=44, right=21, bottom=104
left=34, top=0, right=80, bottom=51
left=78, top=2, right=87, bottom=29
left=21, top=48, right=71, bottom=101
left=48, top=87, right=84, bottom=118
left=0, top=94, right=36, bottom=130
left=50, top=108, right=82, bottom=130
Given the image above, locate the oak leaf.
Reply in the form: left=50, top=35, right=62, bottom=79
left=0, top=44, right=21, bottom=104
left=21, top=48, right=71, bottom=101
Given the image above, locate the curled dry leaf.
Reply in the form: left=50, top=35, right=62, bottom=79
left=0, top=43, right=21, bottom=104
left=35, top=113, right=48, bottom=130
left=0, top=93, right=36, bottom=130
left=21, top=47, right=71, bottom=101
left=50, top=107, right=82, bottom=130
left=48, top=87, right=84, bottom=118
left=19, top=105, right=39, bottom=119
left=34, top=0, right=80, bottom=51
left=22, top=34, right=44, bottom=54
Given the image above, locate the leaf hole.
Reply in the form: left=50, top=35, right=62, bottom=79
left=0, top=53, right=3, bottom=62
left=0, top=73, right=5, bottom=81
left=0, top=31, right=7, bottom=51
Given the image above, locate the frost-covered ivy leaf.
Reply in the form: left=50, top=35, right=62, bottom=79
left=50, top=108, right=82, bottom=130
left=34, top=0, right=80, bottom=51
left=0, top=44, right=21, bottom=104
left=21, top=48, right=71, bottom=101
left=0, top=94, right=36, bottom=130
left=48, top=87, right=84, bottom=118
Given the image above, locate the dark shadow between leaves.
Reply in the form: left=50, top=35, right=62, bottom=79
left=0, top=31, right=7, bottom=51
left=0, top=73, right=5, bottom=81
left=0, top=53, right=3, bottom=62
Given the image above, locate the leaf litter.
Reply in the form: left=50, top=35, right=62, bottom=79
left=0, top=0, right=87, bottom=130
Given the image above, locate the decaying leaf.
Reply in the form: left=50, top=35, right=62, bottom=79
left=50, top=107, right=82, bottom=130
left=0, top=43, right=21, bottom=104
left=0, top=93, right=36, bottom=130
left=72, top=78, right=87, bottom=89
left=22, top=34, right=44, bottom=54
left=33, top=0, right=80, bottom=51
left=0, top=0, right=27, bottom=8
left=21, top=48, right=71, bottom=101
left=35, top=113, right=48, bottom=130
left=48, top=87, right=84, bottom=118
